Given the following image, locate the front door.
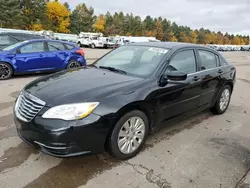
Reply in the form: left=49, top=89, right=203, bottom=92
left=15, top=41, right=47, bottom=72
left=157, top=49, right=203, bottom=123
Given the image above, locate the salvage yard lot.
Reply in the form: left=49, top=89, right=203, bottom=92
left=0, top=50, right=250, bottom=188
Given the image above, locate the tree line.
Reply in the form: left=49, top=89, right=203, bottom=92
left=0, top=0, right=249, bottom=45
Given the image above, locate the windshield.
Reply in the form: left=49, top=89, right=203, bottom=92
left=95, top=46, right=168, bottom=77
left=1, top=41, right=27, bottom=51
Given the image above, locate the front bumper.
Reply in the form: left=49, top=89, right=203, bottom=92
left=14, top=112, right=112, bottom=157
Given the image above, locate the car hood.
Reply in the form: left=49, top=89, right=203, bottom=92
left=24, top=67, right=144, bottom=106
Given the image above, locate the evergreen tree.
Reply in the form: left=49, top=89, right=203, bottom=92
left=0, top=0, right=24, bottom=28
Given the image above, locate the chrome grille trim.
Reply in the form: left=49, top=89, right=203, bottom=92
left=15, top=91, right=45, bottom=122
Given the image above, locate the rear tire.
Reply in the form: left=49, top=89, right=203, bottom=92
left=0, top=62, right=13, bottom=80
left=77, top=42, right=82, bottom=47
left=67, top=60, right=81, bottom=69
left=108, top=110, right=149, bottom=160
left=91, top=43, right=95, bottom=49
left=211, top=85, right=232, bottom=114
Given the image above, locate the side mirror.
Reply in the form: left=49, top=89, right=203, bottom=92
left=160, top=71, right=187, bottom=84
left=167, top=71, right=187, bottom=81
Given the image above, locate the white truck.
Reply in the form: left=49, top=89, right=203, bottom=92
left=111, top=36, right=161, bottom=48
left=77, top=32, right=106, bottom=48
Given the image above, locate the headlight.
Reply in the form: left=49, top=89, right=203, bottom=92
left=42, top=102, right=99, bottom=120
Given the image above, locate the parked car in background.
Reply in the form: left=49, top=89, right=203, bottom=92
left=0, top=39, right=86, bottom=79
left=0, top=32, right=45, bottom=49
left=14, top=42, right=236, bottom=159
left=54, top=33, right=78, bottom=43
left=37, top=30, right=56, bottom=40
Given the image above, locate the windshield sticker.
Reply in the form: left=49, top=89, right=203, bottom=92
left=148, top=48, right=168, bottom=54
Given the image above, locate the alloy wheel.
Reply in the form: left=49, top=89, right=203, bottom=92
left=219, top=88, right=230, bottom=111
left=68, top=61, right=81, bottom=69
left=0, top=64, right=11, bottom=79
left=117, top=117, right=146, bottom=154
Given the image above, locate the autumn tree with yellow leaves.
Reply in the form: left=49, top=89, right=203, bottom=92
left=169, top=32, right=178, bottom=42
left=47, top=1, right=70, bottom=33
left=155, top=20, right=164, bottom=41
left=93, top=15, right=106, bottom=32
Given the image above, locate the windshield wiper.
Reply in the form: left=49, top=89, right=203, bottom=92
left=99, top=66, right=127, bottom=75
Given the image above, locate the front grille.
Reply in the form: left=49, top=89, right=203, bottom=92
left=15, top=91, right=45, bottom=122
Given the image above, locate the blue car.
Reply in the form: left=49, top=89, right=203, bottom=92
left=0, top=39, right=86, bottom=80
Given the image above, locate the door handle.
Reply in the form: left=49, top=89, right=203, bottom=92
left=218, top=69, right=223, bottom=74
left=39, top=54, right=43, bottom=57
left=193, top=76, right=200, bottom=81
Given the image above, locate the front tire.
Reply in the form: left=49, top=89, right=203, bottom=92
left=0, top=62, right=13, bottom=80
left=108, top=110, right=149, bottom=160
left=211, top=85, right=232, bottom=114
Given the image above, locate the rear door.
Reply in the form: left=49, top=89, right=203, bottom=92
left=197, top=49, right=222, bottom=107
left=44, top=41, right=68, bottom=69
left=158, top=49, right=203, bottom=122
left=15, top=41, right=47, bottom=72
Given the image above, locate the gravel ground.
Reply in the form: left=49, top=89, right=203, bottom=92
left=0, top=50, right=250, bottom=188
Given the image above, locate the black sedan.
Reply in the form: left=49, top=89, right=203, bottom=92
left=14, top=42, right=236, bottom=159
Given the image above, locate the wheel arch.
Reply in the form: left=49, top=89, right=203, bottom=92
left=212, top=81, right=234, bottom=107
left=104, top=101, right=156, bottom=149
left=0, top=61, right=15, bottom=72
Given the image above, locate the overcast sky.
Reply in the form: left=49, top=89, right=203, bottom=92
left=62, top=0, right=250, bottom=35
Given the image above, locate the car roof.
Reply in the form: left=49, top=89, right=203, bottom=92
left=128, top=42, right=208, bottom=50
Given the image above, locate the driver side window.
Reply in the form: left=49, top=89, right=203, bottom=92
left=166, top=50, right=197, bottom=74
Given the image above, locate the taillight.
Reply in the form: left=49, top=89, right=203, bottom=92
left=75, top=49, right=84, bottom=56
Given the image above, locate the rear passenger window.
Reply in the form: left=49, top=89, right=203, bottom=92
left=65, top=44, right=74, bottom=50
left=48, top=42, right=65, bottom=51
left=167, top=50, right=197, bottom=74
left=198, top=50, right=217, bottom=70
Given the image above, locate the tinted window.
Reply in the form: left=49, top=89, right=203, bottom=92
left=48, top=42, right=65, bottom=51
left=20, top=42, right=44, bottom=53
left=167, top=50, right=196, bottom=74
left=198, top=50, right=217, bottom=70
left=65, top=44, right=74, bottom=50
